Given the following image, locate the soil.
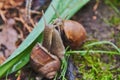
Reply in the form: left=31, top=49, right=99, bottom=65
left=73, top=0, right=119, bottom=42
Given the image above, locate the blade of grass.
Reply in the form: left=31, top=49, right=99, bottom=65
left=66, top=50, right=119, bottom=55
left=66, top=41, right=120, bottom=55
left=84, top=41, right=120, bottom=53
left=56, top=47, right=70, bottom=80
left=105, top=0, right=120, bottom=16
left=60, top=58, right=68, bottom=80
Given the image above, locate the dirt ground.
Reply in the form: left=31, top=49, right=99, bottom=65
left=73, top=0, right=120, bottom=43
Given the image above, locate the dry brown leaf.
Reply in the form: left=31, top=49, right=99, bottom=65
left=0, top=19, right=18, bottom=57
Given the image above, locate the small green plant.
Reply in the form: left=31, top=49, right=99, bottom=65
left=104, top=0, right=120, bottom=15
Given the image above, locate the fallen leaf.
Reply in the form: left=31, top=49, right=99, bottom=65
left=0, top=19, right=18, bottom=57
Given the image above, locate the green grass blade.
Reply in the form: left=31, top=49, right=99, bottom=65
left=66, top=50, right=119, bottom=55
left=84, top=41, right=120, bottom=53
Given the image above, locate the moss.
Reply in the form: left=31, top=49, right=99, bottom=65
left=109, top=16, right=120, bottom=26
left=72, top=40, right=120, bottom=80
left=73, top=53, right=120, bottom=80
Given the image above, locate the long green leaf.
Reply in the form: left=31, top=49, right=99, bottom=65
left=0, top=0, right=89, bottom=78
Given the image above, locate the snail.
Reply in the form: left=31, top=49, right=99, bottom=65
left=30, top=22, right=65, bottom=79
left=51, top=5, right=86, bottom=49
left=30, top=43, right=61, bottom=79
left=30, top=12, right=86, bottom=79
left=53, top=18, right=86, bottom=49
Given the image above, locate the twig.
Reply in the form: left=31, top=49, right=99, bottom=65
left=31, top=10, right=41, bottom=14
left=0, top=10, right=6, bottom=23
left=25, top=0, right=36, bottom=27
left=14, top=17, right=32, bottom=32
left=15, top=26, right=24, bottom=40
left=93, top=0, right=100, bottom=11
left=26, top=0, right=32, bottom=21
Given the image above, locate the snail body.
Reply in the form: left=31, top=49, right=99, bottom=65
left=50, top=28, right=65, bottom=59
left=42, top=24, right=54, bottom=51
left=42, top=24, right=65, bottom=59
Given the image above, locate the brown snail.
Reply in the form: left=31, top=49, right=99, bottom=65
left=54, top=19, right=86, bottom=49
left=30, top=14, right=86, bottom=79
left=30, top=43, right=61, bottom=79
left=30, top=21, right=65, bottom=79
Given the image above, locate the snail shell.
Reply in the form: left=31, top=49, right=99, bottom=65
left=62, top=20, right=86, bottom=49
left=30, top=43, right=60, bottom=79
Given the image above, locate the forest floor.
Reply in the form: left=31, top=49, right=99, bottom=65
left=0, top=0, right=120, bottom=80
